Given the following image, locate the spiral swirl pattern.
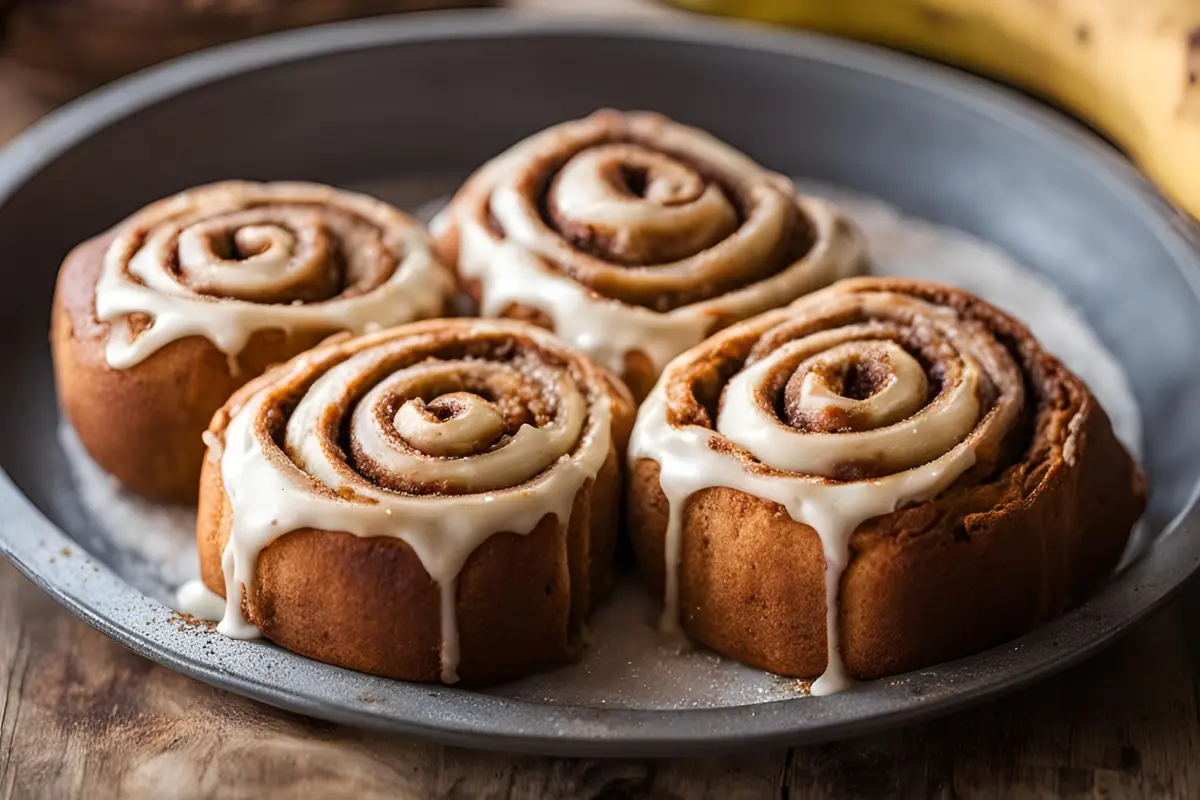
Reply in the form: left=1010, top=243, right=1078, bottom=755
left=208, top=319, right=627, bottom=683
left=95, top=181, right=454, bottom=369
left=630, top=278, right=1072, bottom=694
left=708, top=287, right=1026, bottom=482
left=433, top=110, right=865, bottom=389
left=284, top=330, right=592, bottom=496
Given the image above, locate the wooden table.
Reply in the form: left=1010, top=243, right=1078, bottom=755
left=3, top=4, right=1200, bottom=797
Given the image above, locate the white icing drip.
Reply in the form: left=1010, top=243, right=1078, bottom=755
left=453, top=197, right=860, bottom=376
left=175, top=578, right=226, bottom=621
left=469, top=241, right=710, bottom=375
left=214, top=323, right=614, bottom=683
left=95, top=182, right=454, bottom=368
left=632, top=387, right=977, bottom=696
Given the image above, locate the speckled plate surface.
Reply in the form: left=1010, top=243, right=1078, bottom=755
left=1, top=13, right=1198, bottom=758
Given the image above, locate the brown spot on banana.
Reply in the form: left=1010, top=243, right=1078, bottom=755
left=1184, top=28, right=1200, bottom=118
left=917, top=8, right=957, bottom=28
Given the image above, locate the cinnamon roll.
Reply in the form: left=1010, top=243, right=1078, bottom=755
left=196, top=318, right=635, bottom=685
left=628, top=277, right=1145, bottom=693
left=431, top=110, right=867, bottom=400
left=51, top=181, right=455, bottom=502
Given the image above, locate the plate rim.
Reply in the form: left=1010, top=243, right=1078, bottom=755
left=1, top=10, right=1199, bottom=758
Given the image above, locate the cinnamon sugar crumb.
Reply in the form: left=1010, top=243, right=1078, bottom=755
left=166, top=611, right=217, bottom=631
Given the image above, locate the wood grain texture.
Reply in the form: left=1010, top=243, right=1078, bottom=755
left=1, top=559, right=1198, bottom=800
left=2, top=1, right=1199, bottom=797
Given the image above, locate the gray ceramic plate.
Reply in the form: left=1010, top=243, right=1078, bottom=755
left=1, top=12, right=1199, bottom=758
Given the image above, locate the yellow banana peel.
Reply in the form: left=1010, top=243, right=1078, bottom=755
left=671, top=0, right=1200, bottom=222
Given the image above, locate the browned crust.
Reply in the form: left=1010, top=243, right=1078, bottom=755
left=197, top=417, right=631, bottom=687
left=50, top=232, right=343, bottom=502
left=627, top=278, right=1146, bottom=680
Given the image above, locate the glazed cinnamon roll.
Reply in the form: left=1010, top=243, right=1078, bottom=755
left=432, top=110, right=867, bottom=400
left=628, top=277, right=1145, bottom=693
left=195, top=318, right=634, bottom=685
left=51, top=181, right=455, bottom=501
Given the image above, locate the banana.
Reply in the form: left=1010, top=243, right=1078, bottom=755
left=672, top=0, right=1200, bottom=222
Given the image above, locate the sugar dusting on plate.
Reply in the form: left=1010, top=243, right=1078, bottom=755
left=58, top=422, right=197, bottom=594
left=59, top=177, right=1143, bottom=710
